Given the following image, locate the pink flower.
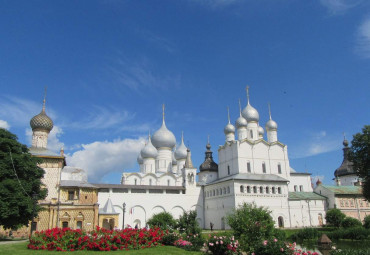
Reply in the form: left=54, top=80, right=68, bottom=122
left=281, top=248, right=284, bottom=252
left=216, top=241, right=219, bottom=245
left=220, top=240, right=223, bottom=244
left=274, top=238, right=278, bottom=242
left=209, top=243, right=214, bottom=246
left=263, top=240, right=268, bottom=246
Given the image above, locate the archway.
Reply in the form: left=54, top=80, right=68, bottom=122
left=278, top=216, right=284, bottom=228
left=221, top=217, right=225, bottom=230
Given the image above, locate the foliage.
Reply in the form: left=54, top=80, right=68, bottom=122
left=174, top=238, right=193, bottom=251
left=348, top=125, right=370, bottom=200
left=177, top=210, right=201, bottom=236
left=28, top=226, right=164, bottom=251
left=364, top=215, right=370, bottom=229
left=147, top=212, right=177, bottom=231
left=326, top=227, right=370, bottom=240
left=341, top=217, right=362, bottom=228
left=331, top=248, right=370, bottom=255
left=252, top=240, right=319, bottom=255
left=203, top=234, right=241, bottom=255
left=161, top=230, right=181, bottom=245
left=0, top=128, right=47, bottom=230
left=290, top=228, right=319, bottom=241
left=325, top=209, right=346, bottom=228
left=226, top=202, right=275, bottom=253
left=181, top=232, right=205, bottom=251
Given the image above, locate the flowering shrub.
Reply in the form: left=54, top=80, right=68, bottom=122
left=182, top=233, right=205, bottom=251
left=161, top=230, right=181, bottom=245
left=174, top=238, right=193, bottom=250
left=203, top=235, right=242, bottom=255
left=252, top=240, right=319, bottom=255
left=28, top=226, right=164, bottom=251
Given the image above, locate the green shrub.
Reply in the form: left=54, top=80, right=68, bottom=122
left=327, top=227, right=370, bottom=240
left=325, top=209, right=346, bottom=228
left=342, top=217, right=362, bottom=228
left=147, top=212, right=177, bottom=231
left=161, top=231, right=181, bottom=245
left=226, top=202, right=275, bottom=253
left=331, top=248, right=370, bottom=255
left=364, top=215, right=370, bottom=229
left=177, top=210, right=201, bottom=236
left=290, top=227, right=319, bottom=241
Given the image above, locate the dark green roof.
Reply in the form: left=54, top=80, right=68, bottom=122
left=289, top=192, right=326, bottom=200
left=321, top=185, right=362, bottom=195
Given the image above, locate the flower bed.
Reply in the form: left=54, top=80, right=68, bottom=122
left=28, top=226, right=164, bottom=251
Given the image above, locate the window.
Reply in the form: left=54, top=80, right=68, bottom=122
left=134, top=179, right=137, bottom=185
left=294, top=185, right=297, bottom=192
left=259, top=186, right=263, bottom=193
left=278, top=163, right=281, bottom=174
left=31, top=221, right=37, bottom=232
left=299, top=185, right=303, bottom=192
left=278, top=187, right=282, bottom=194
left=240, top=186, right=244, bottom=193
left=167, top=180, right=170, bottom=186
left=213, top=190, right=215, bottom=196
left=227, top=165, right=230, bottom=175
left=216, top=189, right=219, bottom=196
left=149, top=179, right=152, bottom=186
left=62, top=221, right=69, bottom=228
left=250, top=130, right=253, bottom=139
left=76, top=221, right=82, bottom=230
left=68, top=191, right=74, bottom=200
left=266, top=187, right=270, bottom=194
left=247, top=162, right=251, bottom=173
left=223, top=187, right=226, bottom=194
left=253, top=186, right=257, bottom=193
left=227, top=187, right=230, bottom=193
left=262, top=162, right=266, bottom=173
left=272, top=187, right=276, bottom=194
left=220, top=188, right=223, bottom=195
left=247, top=186, right=251, bottom=193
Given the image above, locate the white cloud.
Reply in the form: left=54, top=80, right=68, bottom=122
left=66, top=137, right=146, bottom=183
left=0, top=120, right=10, bottom=130
left=319, top=0, right=362, bottom=14
left=355, top=17, right=370, bottom=58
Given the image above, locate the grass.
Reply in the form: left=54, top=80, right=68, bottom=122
left=0, top=242, right=203, bottom=255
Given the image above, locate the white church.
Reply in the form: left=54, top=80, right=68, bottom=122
left=96, top=87, right=326, bottom=229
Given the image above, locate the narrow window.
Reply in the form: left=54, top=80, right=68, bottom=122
left=68, top=191, right=74, bottom=200
left=227, top=165, right=230, bottom=175
left=134, top=179, right=137, bottom=185
left=62, top=222, right=69, bottom=228
left=262, top=162, right=266, bottom=173
left=167, top=180, right=170, bottom=186
left=250, top=130, right=253, bottom=139
left=278, top=163, right=282, bottom=174
left=149, top=179, right=152, bottom=186
left=294, top=185, right=297, bottom=192
left=213, top=190, right=215, bottom=196
left=272, top=187, right=276, bottom=194
left=220, top=188, right=223, bottom=195
left=227, top=187, right=230, bottom=193
left=247, top=162, right=251, bottom=173
left=247, top=186, right=251, bottom=193
left=299, top=185, right=303, bottom=192
left=259, top=186, right=263, bottom=193
left=76, top=221, right=82, bottom=230
left=266, top=186, right=270, bottom=194
left=223, top=187, right=226, bottom=194
left=240, top=186, right=244, bottom=193
left=253, top=186, right=257, bottom=193
left=278, top=187, right=281, bottom=194
left=31, top=221, right=37, bottom=232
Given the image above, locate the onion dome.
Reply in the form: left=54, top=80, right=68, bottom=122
left=334, top=137, right=354, bottom=177
left=316, top=178, right=322, bottom=186
left=30, top=99, right=53, bottom=132
left=137, top=153, right=143, bottom=164
left=175, top=132, right=187, bottom=160
left=224, top=107, right=235, bottom=134
left=258, top=126, right=265, bottom=136
left=141, top=135, right=158, bottom=158
left=151, top=105, right=176, bottom=149
left=199, top=141, right=218, bottom=172
left=236, top=99, right=247, bottom=128
left=241, top=86, right=259, bottom=123
left=265, top=103, right=277, bottom=131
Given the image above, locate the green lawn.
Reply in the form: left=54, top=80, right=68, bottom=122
left=0, top=242, right=203, bottom=255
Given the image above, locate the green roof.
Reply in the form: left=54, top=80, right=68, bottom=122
left=289, top=192, right=326, bottom=200
left=321, top=185, right=362, bottom=195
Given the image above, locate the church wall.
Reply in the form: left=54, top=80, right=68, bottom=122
left=38, top=158, right=64, bottom=201
left=289, top=174, right=313, bottom=192
left=314, top=186, right=335, bottom=209
left=288, top=200, right=326, bottom=228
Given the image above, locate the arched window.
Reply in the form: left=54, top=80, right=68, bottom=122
left=247, top=161, right=251, bottom=173
left=266, top=187, right=270, bottom=194
left=227, top=165, right=230, bottom=175
left=220, top=188, right=223, bottom=195
left=223, top=187, right=226, bottom=194
left=272, top=187, right=276, bottom=194
left=213, top=190, right=215, bottom=196
left=167, top=179, right=170, bottom=186
left=259, top=186, right=263, bottom=193
left=240, top=185, right=244, bottom=193
left=278, top=163, right=282, bottom=174
left=134, top=179, right=137, bottom=185
left=250, top=130, right=253, bottom=139
left=278, top=216, right=284, bottom=228
left=247, top=186, right=251, bottom=193
left=262, top=162, right=266, bottom=173
left=253, top=186, right=257, bottom=193
left=216, top=189, right=219, bottom=196
left=278, top=187, right=282, bottom=194
left=149, top=179, right=152, bottom=186
left=227, top=186, right=230, bottom=193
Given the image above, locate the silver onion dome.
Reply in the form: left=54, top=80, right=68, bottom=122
left=137, top=153, right=143, bottom=164
left=224, top=123, right=235, bottom=134
left=141, top=136, right=158, bottom=158
left=242, top=104, right=259, bottom=123
left=30, top=100, right=53, bottom=132
left=152, top=107, right=176, bottom=149
left=258, top=126, right=265, bottom=136
left=266, top=119, right=278, bottom=131
left=175, top=133, right=187, bottom=160
left=235, top=116, right=247, bottom=129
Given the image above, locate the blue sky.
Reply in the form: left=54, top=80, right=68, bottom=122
left=0, top=0, right=369, bottom=184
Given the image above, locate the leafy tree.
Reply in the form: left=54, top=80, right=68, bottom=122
left=226, top=202, right=275, bottom=253
left=348, top=125, right=370, bottom=200
left=147, top=211, right=176, bottom=230
left=177, top=210, right=201, bottom=235
left=0, top=128, right=46, bottom=229
left=342, top=217, right=362, bottom=228
left=325, top=208, right=346, bottom=228
left=364, top=215, right=370, bottom=229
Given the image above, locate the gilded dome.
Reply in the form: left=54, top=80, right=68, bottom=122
left=141, top=136, right=158, bottom=158
left=30, top=107, right=53, bottom=132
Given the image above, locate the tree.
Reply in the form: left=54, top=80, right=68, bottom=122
left=363, top=215, right=370, bottom=229
left=0, top=128, right=47, bottom=229
left=226, top=202, right=275, bottom=252
left=342, top=217, right=362, bottom=228
left=177, top=210, right=201, bottom=235
left=147, top=211, right=176, bottom=230
left=325, top=208, right=346, bottom=228
left=348, top=125, right=370, bottom=200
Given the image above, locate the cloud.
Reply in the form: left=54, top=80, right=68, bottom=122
left=138, top=30, right=176, bottom=53
left=26, top=125, right=65, bottom=153
left=110, top=57, right=181, bottom=93
left=66, top=137, right=146, bottom=183
left=355, top=17, right=370, bottom=58
left=319, top=0, right=363, bottom=14
left=0, top=120, right=10, bottom=130
left=290, top=130, right=341, bottom=158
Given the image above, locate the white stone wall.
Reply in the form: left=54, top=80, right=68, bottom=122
left=289, top=174, right=313, bottom=192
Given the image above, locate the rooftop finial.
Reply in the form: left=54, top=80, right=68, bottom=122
left=227, top=106, right=231, bottom=124
left=238, top=99, right=242, bottom=117
left=268, top=102, right=272, bottom=120
left=343, top=132, right=346, bottom=140
left=181, top=131, right=184, bottom=143
left=207, top=135, right=210, bottom=144
left=162, top=104, right=165, bottom=124
left=246, top=85, right=250, bottom=105
left=42, top=86, right=47, bottom=112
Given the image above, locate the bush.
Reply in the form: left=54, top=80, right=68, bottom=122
left=327, top=227, right=370, bottom=240
left=342, top=217, right=362, bottom=228
left=253, top=240, right=319, bottom=255
left=326, top=209, right=346, bottom=228
left=181, top=232, right=205, bottom=251
left=204, top=235, right=242, bottom=255
left=290, top=228, right=319, bottom=241
left=331, top=248, right=370, bottom=255
left=177, top=210, right=201, bottom=236
left=226, top=202, right=275, bottom=253
left=364, top=215, right=370, bottom=229
left=161, top=231, right=181, bottom=245
left=147, top=212, right=177, bottom=231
